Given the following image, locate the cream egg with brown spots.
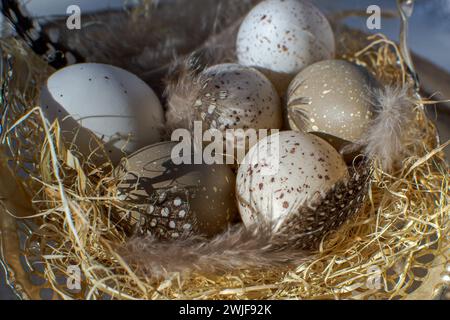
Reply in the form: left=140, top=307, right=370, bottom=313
left=236, top=0, right=335, bottom=94
left=287, top=60, right=378, bottom=143
left=195, top=63, right=282, bottom=163
left=116, top=142, right=238, bottom=240
left=236, top=131, right=348, bottom=231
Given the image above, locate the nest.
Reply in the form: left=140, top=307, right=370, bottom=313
left=0, top=1, right=449, bottom=300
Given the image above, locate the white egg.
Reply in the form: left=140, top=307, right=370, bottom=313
left=40, top=63, right=165, bottom=164
left=236, top=131, right=348, bottom=231
left=236, top=0, right=335, bottom=93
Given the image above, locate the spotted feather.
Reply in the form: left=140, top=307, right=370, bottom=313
left=116, top=185, right=200, bottom=241
left=273, top=161, right=372, bottom=250
left=1, top=0, right=84, bottom=68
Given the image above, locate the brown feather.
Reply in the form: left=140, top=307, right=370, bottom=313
left=120, top=224, right=308, bottom=278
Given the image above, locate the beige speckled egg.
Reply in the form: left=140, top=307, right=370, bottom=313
left=287, top=60, right=377, bottom=143
left=236, top=131, right=348, bottom=231
left=116, top=142, right=238, bottom=239
left=190, top=63, right=283, bottom=163
left=236, top=0, right=335, bottom=93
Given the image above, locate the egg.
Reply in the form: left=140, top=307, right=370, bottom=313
left=236, top=131, right=348, bottom=231
left=172, top=63, right=282, bottom=164
left=236, top=0, right=335, bottom=93
left=40, top=63, right=165, bottom=164
left=116, top=142, right=238, bottom=239
left=287, top=60, right=377, bottom=143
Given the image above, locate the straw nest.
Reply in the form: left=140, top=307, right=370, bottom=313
left=0, top=7, right=448, bottom=300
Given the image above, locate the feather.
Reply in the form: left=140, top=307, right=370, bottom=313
left=164, top=54, right=204, bottom=132
left=1, top=0, right=85, bottom=68
left=3, top=0, right=255, bottom=91
left=164, top=15, right=244, bottom=132
left=120, top=224, right=308, bottom=278
left=349, top=84, right=418, bottom=173
left=44, top=0, right=253, bottom=86
left=120, top=163, right=371, bottom=278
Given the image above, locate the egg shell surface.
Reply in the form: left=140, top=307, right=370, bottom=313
left=236, top=130, right=348, bottom=230
left=236, top=0, right=335, bottom=93
left=196, top=63, right=283, bottom=163
left=287, top=60, right=377, bottom=143
left=117, top=142, right=238, bottom=239
left=40, top=63, right=164, bottom=164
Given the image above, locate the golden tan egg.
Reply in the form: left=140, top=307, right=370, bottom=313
left=287, top=60, right=378, bottom=143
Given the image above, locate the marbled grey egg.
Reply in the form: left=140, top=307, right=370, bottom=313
left=192, top=63, right=283, bottom=164
left=287, top=60, right=378, bottom=143
left=116, top=142, right=238, bottom=239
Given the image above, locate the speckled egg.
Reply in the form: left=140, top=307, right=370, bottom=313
left=116, top=142, right=238, bottom=239
left=236, top=131, right=348, bottom=230
left=40, top=63, right=165, bottom=164
left=189, top=63, right=282, bottom=163
left=287, top=60, right=378, bottom=143
left=236, top=0, right=335, bottom=93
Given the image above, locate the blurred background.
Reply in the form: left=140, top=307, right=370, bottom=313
left=0, top=0, right=449, bottom=299
left=0, top=0, right=448, bottom=71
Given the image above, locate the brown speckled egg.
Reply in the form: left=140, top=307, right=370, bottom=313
left=236, top=0, right=335, bottom=94
left=116, top=142, right=238, bottom=239
left=192, top=63, right=283, bottom=163
left=236, top=131, right=348, bottom=230
left=287, top=60, right=378, bottom=143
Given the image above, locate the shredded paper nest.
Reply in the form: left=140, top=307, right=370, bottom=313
left=0, top=1, right=448, bottom=300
